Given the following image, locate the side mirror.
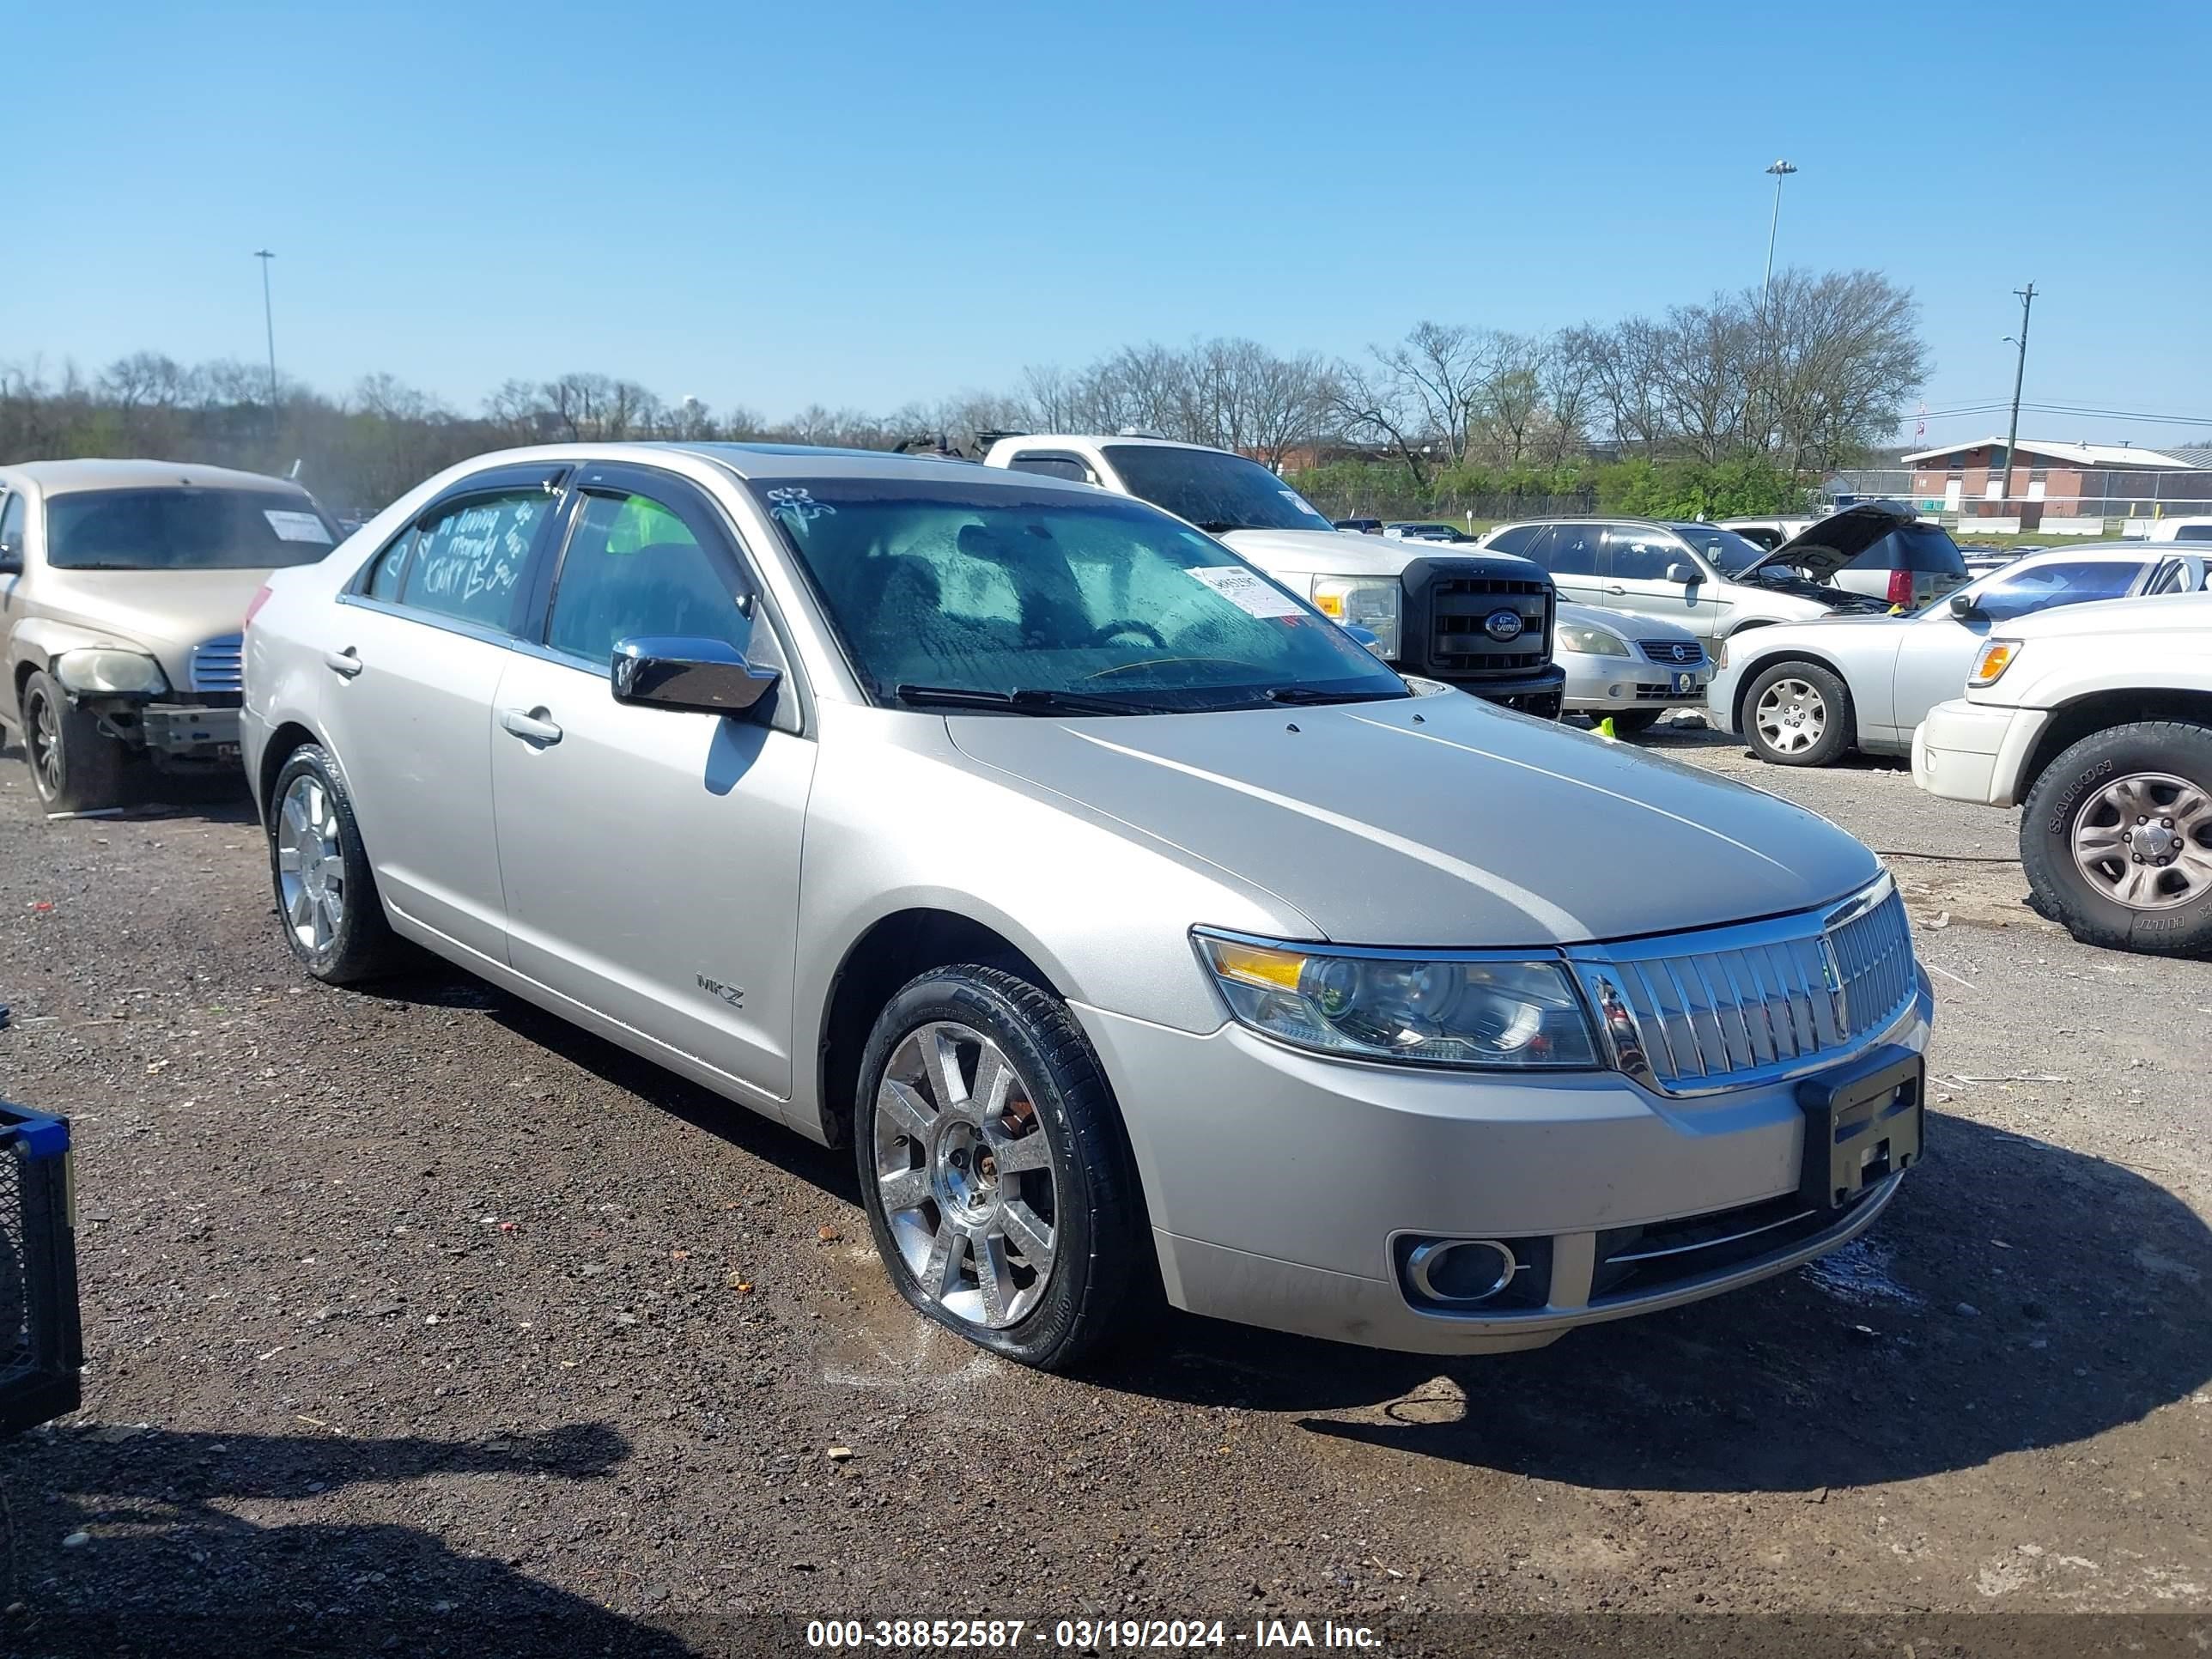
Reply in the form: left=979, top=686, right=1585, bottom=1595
left=1948, top=592, right=1984, bottom=621
left=1341, top=623, right=1384, bottom=656
left=611, top=635, right=780, bottom=717
left=1664, top=562, right=1698, bottom=585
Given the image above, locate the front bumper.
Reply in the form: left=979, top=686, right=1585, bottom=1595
left=137, top=702, right=243, bottom=761
left=1561, top=654, right=1712, bottom=716
left=1432, top=662, right=1565, bottom=719
left=1911, top=697, right=2041, bottom=808
left=1077, top=976, right=1932, bottom=1355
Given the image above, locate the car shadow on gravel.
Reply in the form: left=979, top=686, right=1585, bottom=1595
left=0, top=1421, right=696, bottom=1657
left=1099, top=1113, right=2212, bottom=1494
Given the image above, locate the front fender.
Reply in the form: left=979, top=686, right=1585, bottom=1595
left=9, top=616, right=156, bottom=684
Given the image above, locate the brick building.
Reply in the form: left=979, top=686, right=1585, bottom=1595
left=1902, top=437, right=2210, bottom=529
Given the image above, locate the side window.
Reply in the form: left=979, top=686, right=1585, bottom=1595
left=1540, top=524, right=1604, bottom=576
left=1607, top=528, right=1680, bottom=581
left=363, top=526, right=413, bottom=601
left=547, top=489, right=747, bottom=666
left=0, top=492, right=24, bottom=563
left=398, top=490, right=546, bottom=630
left=1007, top=455, right=1092, bottom=484
left=1484, top=525, right=1538, bottom=556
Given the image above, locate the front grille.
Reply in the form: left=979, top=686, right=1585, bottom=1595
left=189, top=634, right=244, bottom=694
left=1636, top=638, right=1706, bottom=667
left=1423, top=574, right=1552, bottom=676
left=1634, top=684, right=1705, bottom=702
left=1573, top=878, right=1917, bottom=1093
left=1589, top=1189, right=1868, bottom=1302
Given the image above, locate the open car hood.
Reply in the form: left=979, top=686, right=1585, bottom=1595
left=1735, top=501, right=1921, bottom=581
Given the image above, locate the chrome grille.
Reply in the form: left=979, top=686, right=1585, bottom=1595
left=188, top=634, right=243, bottom=694
left=1572, top=877, right=1917, bottom=1094
left=1635, top=638, right=1706, bottom=666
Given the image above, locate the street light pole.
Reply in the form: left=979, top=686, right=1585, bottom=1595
left=253, top=249, right=278, bottom=410
left=1762, top=160, right=1797, bottom=300
left=1998, top=283, right=2037, bottom=513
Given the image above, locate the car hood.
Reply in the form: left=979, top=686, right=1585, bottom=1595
left=28, top=568, right=270, bottom=681
left=1218, top=526, right=1545, bottom=584
left=1556, top=600, right=1696, bottom=643
left=945, top=693, right=1879, bottom=949
left=1736, top=501, right=1919, bottom=581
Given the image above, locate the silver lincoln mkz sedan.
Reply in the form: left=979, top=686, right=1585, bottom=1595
left=242, top=444, right=1932, bottom=1370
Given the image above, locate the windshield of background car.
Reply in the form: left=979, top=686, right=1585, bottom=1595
left=746, top=477, right=1408, bottom=712
left=1672, top=526, right=1770, bottom=575
left=45, top=488, right=338, bottom=571
left=1960, top=559, right=2145, bottom=622
left=1100, top=446, right=1335, bottom=533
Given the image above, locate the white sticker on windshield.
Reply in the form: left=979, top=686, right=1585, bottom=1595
left=1185, top=564, right=1304, bottom=619
left=264, top=509, right=333, bottom=544
left=1279, top=489, right=1327, bottom=520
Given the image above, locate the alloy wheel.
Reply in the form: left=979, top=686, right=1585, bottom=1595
left=2070, top=771, right=2212, bottom=912
left=1754, top=678, right=1826, bottom=756
left=872, top=1020, right=1058, bottom=1329
left=276, top=773, right=347, bottom=951
left=26, top=686, right=64, bottom=799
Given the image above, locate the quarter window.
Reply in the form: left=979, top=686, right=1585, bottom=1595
left=398, top=490, right=546, bottom=630
left=546, top=490, right=747, bottom=666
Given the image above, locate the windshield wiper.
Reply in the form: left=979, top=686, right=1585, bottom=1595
left=1261, top=684, right=1408, bottom=706
left=894, top=684, right=1163, bottom=717
left=1193, top=520, right=1244, bottom=534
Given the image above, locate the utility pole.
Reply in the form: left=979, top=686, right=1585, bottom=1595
left=1998, top=283, right=2037, bottom=513
left=1762, top=160, right=1797, bottom=300
left=254, top=250, right=279, bottom=410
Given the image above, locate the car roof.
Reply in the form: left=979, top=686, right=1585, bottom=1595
left=0, top=458, right=313, bottom=497
left=997, top=433, right=1234, bottom=455
left=1994, top=542, right=2163, bottom=565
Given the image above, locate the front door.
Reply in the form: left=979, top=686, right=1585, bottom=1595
left=489, top=471, right=816, bottom=1108
left=1601, top=527, right=1724, bottom=637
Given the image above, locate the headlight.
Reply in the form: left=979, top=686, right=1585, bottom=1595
left=1556, top=621, right=1631, bottom=658
left=1969, top=639, right=2021, bottom=686
left=1194, top=932, right=1599, bottom=1069
left=1310, top=577, right=1401, bottom=660
left=53, top=648, right=167, bottom=696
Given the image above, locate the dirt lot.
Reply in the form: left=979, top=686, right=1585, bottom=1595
left=1, top=720, right=2207, bottom=1657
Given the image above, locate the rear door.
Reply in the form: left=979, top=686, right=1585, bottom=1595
left=488, top=463, right=816, bottom=1109
left=322, top=463, right=568, bottom=964
left=1522, top=523, right=1607, bottom=609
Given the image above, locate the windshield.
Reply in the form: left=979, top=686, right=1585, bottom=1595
left=46, top=488, right=338, bottom=571
left=1100, top=445, right=1335, bottom=534
left=747, top=476, right=1408, bottom=714
left=1670, top=525, right=1771, bottom=576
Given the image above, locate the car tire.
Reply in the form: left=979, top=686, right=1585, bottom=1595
left=1607, top=708, right=1665, bottom=738
left=854, top=964, right=1144, bottom=1372
left=20, top=669, right=134, bottom=813
left=2020, top=720, right=2212, bottom=957
left=266, top=744, right=405, bottom=984
left=1743, top=661, right=1852, bottom=767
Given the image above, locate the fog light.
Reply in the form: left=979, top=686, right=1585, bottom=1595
left=1406, top=1238, right=1519, bottom=1304
left=1607, top=684, right=1626, bottom=700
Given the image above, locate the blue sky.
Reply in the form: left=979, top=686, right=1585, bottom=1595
left=11, top=1, right=2209, bottom=452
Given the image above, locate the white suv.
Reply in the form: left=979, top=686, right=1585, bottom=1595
left=1912, top=591, right=2212, bottom=954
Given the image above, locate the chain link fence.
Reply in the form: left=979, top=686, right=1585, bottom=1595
left=1829, top=468, right=2212, bottom=537
left=1297, top=489, right=1598, bottom=527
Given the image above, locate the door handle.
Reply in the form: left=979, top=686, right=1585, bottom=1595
left=1604, top=585, right=1628, bottom=595
left=324, top=647, right=363, bottom=678
left=500, top=707, right=563, bottom=746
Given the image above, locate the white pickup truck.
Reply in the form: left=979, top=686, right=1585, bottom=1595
left=981, top=434, right=1566, bottom=715
left=1912, top=590, right=2212, bottom=953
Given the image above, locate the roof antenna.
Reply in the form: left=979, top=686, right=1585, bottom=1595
left=287, top=459, right=303, bottom=479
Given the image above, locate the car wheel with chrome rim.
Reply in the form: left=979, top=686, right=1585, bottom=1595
left=1744, top=661, right=1852, bottom=768
left=266, top=743, right=404, bottom=983
left=2021, top=720, right=2212, bottom=956
left=854, top=964, right=1144, bottom=1370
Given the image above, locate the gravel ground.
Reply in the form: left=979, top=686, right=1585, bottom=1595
left=0, top=719, right=2207, bottom=1657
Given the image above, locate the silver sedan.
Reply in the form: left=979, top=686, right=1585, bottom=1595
left=1708, top=544, right=2209, bottom=766
left=243, top=444, right=1930, bottom=1370
left=1555, top=602, right=1711, bottom=734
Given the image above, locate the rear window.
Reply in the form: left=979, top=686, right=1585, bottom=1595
left=46, top=487, right=337, bottom=571
left=2172, top=524, right=2212, bottom=544
left=1851, top=525, right=1966, bottom=575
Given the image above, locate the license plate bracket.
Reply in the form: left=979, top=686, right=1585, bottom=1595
left=1795, top=1047, right=1923, bottom=1209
